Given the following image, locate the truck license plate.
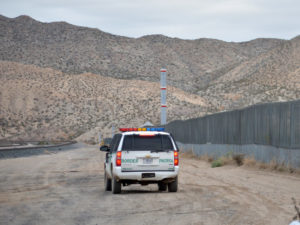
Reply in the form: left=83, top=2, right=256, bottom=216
left=142, top=173, right=155, bottom=178
left=143, top=158, right=153, bottom=164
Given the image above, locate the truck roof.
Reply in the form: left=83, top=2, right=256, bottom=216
left=121, top=131, right=170, bottom=136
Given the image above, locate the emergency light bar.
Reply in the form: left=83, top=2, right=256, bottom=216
left=119, top=127, right=164, bottom=132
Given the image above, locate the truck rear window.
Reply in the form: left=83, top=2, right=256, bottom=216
left=122, top=134, right=174, bottom=151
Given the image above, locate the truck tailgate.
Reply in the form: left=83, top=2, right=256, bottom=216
left=121, top=151, right=174, bottom=172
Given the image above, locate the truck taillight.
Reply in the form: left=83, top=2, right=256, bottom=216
left=174, top=151, right=179, bottom=166
left=116, top=151, right=122, bottom=167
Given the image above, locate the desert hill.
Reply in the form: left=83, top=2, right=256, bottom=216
left=0, top=15, right=286, bottom=93
left=0, top=15, right=299, bottom=142
left=197, top=36, right=300, bottom=109
left=0, top=61, right=210, bottom=142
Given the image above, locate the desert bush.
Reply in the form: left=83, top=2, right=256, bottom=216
left=233, top=154, right=244, bottom=166
left=211, top=159, right=223, bottom=168
left=258, top=162, right=268, bottom=169
left=243, top=156, right=257, bottom=167
left=180, top=150, right=196, bottom=159
left=200, top=154, right=214, bottom=163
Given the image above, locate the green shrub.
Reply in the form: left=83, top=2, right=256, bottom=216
left=211, top=159, right=223, bottom=168
left=38, top=141, right=48, bottom=145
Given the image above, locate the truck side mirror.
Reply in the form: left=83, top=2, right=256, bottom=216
left=100, top=145, right=110, bottom=152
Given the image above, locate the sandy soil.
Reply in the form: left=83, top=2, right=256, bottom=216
left=0, top=145, right=299, bottom=225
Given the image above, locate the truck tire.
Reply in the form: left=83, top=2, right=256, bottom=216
left=112, top=177, right=121, bottom=194
left=104, top=172, right=112, bottom=191
left=168, top=176, right=178, bottom=192
left=158, top=182, right=167, bottom=191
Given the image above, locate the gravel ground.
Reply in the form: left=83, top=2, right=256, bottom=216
left=0, top=144, right=299, bottom=225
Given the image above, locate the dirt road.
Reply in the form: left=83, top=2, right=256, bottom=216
left=0, top=145, right=299, bottom=225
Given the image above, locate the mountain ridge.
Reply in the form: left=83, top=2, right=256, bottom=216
left=0, top=14, right=299, bottom=142
left=0, top=14, right=287, bottom=93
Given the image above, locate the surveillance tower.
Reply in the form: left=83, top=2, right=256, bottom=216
left=160, top=69, right=167, bottom=125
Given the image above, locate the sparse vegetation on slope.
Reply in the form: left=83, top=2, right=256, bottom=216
left=0, top=15, right=299, bottom=142
left=0, top=61, right=209, bottom=142
left=0, top=15, right=286, bottom=94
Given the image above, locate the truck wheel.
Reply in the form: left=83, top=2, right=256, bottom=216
left=158, top=182, right=167, bottom=191
left=168, top=176, right=178, bottom=192
left=112, top=177, right=121, bottom=194
left=104, top=172, right=111, bottom=191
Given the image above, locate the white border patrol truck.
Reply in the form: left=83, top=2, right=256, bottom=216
left=100, top=127, right=179, bottom=194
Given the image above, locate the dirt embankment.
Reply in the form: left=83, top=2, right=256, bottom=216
left=0, top=145, right=299, bottom=225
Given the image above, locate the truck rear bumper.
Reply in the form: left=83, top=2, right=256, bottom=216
left=113, top=166, right=179, bottom=182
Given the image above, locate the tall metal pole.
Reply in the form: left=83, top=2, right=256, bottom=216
left=111, top=125, right=115, bottom=138
left=160, top=69, right=167, bottom=125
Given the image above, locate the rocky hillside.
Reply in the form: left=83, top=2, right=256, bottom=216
left=0, top=61, right=210, bottom=142
left=0, top=15, right=299, bottom=142
left=0, top=15, right=286, bottom=93
left=197, top=36, right=300, bottom=110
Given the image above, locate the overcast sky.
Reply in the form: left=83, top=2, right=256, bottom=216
left=1, top=0, right=300, bottom=42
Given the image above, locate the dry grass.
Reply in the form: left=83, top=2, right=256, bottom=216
left=243, top=156, right=300, bottom=174
left=200, top=154, right=214, bottom=163
left=243, top=156, right=257, bottom=167
left=215, top=153, right=245, bottom=167
left=182, top=150, right=300, bottom=174
left=180, top=150, right=214, bottom=162
left=180, top=150, right=198, bottom=159
left=181, top=150, right=244, bottom=167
